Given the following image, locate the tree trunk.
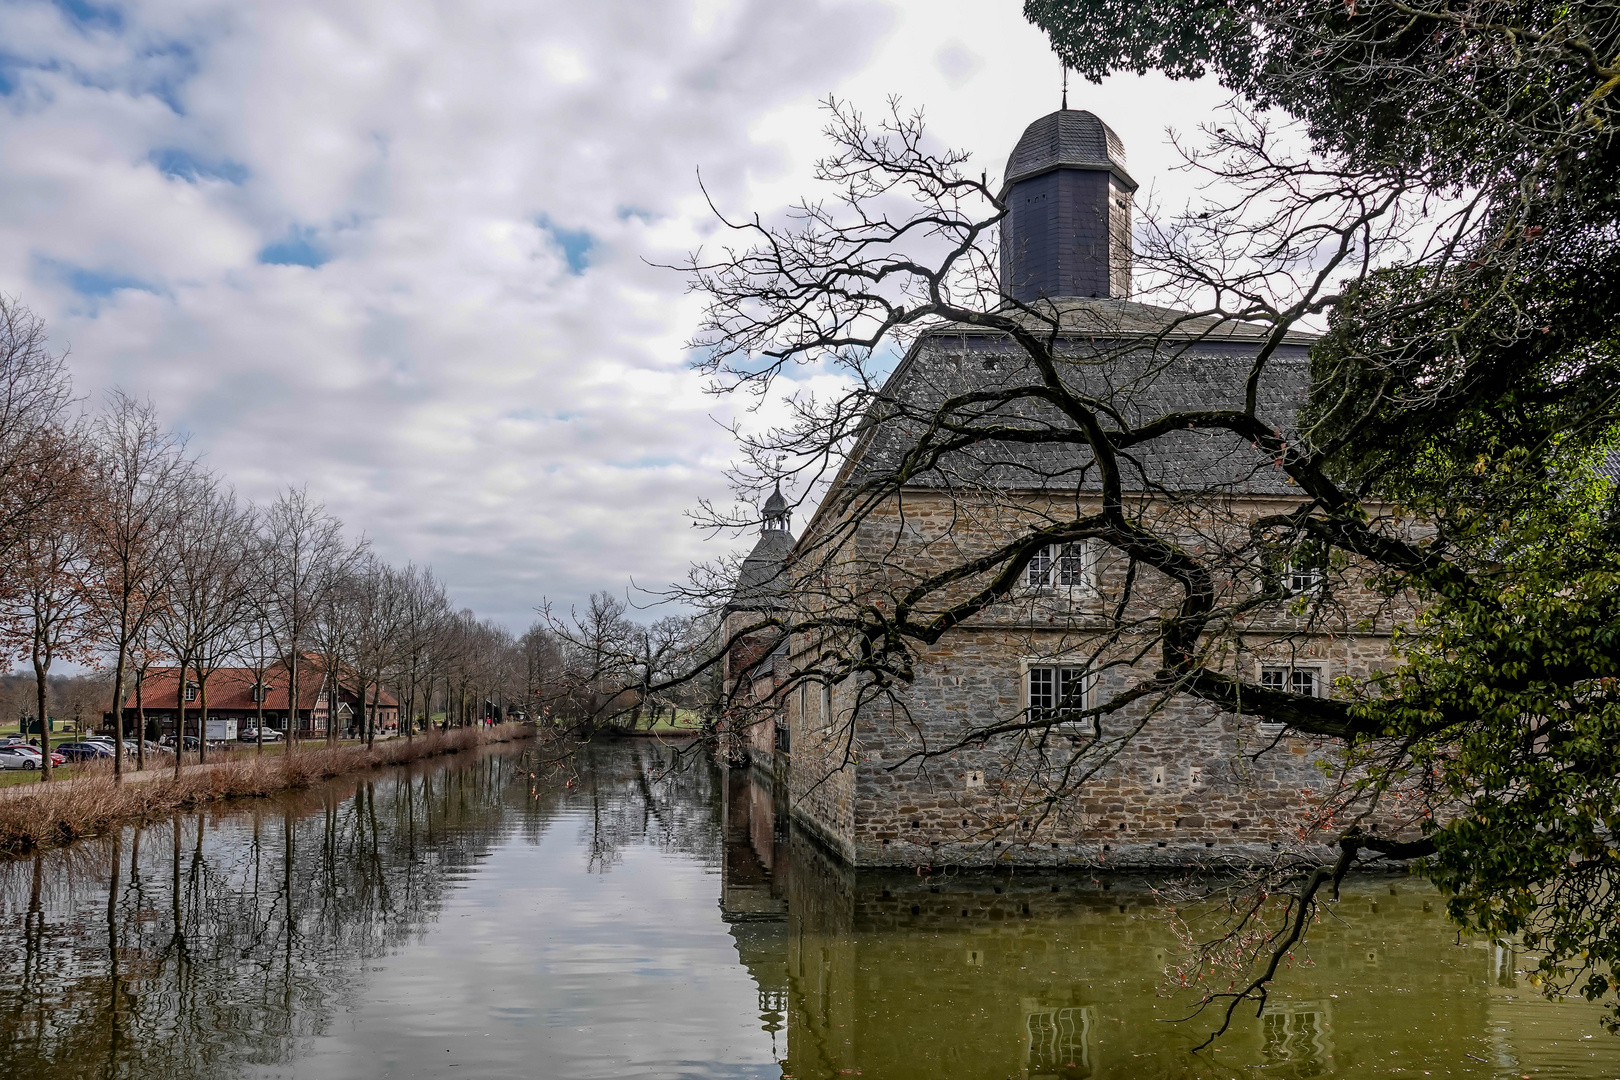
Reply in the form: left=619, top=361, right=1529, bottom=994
left=327, top=661, right=340, bottom=747
left=31, top=642, right=51, bottom=783
left=134, top=671, right=146, bottom=772
left=255, top=671, right=265, bottom=755
left=287, top=652, right=299, bottom=753
left=197, top=675, right=209, bottom=765
left=110, top=641, right=127, bottom=781
left=173, top=663, right=187, bottom=780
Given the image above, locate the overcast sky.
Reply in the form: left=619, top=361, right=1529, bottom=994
left=0, top=0, right=1232, bottom=632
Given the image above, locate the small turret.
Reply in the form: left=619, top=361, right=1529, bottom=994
left=762, top=481, right=791, bottom=533
left=727, top=483, right=797, bottom=613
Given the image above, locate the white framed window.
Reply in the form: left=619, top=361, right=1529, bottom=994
left=1026, top=541, right=1096, bottom=592
left=1257, top=666, right=1320, bottom=735
left=1025, top=665, right=1097, bottom=734
left=1287, top=559, right=1324, bottom=595
left=250, top=683, right=266, bottom=703
left=183, top=682, right=198, bottom=703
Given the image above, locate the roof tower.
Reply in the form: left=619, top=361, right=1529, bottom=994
left=999, top=109, right=1135, bottom=302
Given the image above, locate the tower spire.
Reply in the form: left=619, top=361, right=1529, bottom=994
left=1061, top=63, right=1068, bottom=110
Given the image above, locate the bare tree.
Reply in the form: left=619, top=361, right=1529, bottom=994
left=311, top=565, right=363, bottom=744
left=352, top=557, right=408, bottom=747
left=0, top=427, right=96, bottom=781
left=0, top=295, right=74, bottom=574
left=152, top=479, right=258, bottom=771
left=84, top=392, right=193, bottom=776
left=260, top=488, right=363, bottom=751
left=395, top=564, right=450, bottom=739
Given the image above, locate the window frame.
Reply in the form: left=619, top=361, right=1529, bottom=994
left=1022, top=661, right=1099, bottom=735
left=1256, top=664, right=1323, bottom=736
left=1024, top=540, right=1098, bottom=595
left=1286, top=558, right=1325, bottom=596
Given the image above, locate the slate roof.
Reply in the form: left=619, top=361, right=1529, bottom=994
left=727, top=529, right=797, bottom=612
left=1600, top=448, right=1620, bottom=484
left=1004, top=109, right=1136, bottom=192
left=849, top=298, right=1316, bottom=497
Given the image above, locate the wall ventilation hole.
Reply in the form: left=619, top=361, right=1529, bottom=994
left=1157, top=841, right=1167, bottom=848
left=1205, top=841, right=1215, bottom=848
left=1151, top=766, right=1166, bottom=786
left=911, top=905, right=920, bottom=915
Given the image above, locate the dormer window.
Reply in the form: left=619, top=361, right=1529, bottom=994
left=250, top=683, right=266, bottom=703
left=183, top=682, right=198, bottom=703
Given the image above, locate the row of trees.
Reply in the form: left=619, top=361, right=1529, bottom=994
left=0, top=294, right=577, bottom=782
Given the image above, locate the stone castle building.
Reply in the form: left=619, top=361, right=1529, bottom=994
left=724, top=108, right=1401, bottom=869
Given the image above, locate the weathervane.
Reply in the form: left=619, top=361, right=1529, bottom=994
left=1061, top=63, right=1068, bottom=110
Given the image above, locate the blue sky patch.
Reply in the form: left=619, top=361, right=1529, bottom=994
left=615, top=205, right=656, bottom=224
left=36, top=256, right=157, bottom=298
left=537, top=215, right=593, bottom=275
left=151, top=147, right=248, bottom=184
left=51, top=0, right=124, bottom=32
left=258, top=227, right=329, bottom=268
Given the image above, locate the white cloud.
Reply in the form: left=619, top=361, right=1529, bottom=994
left=0, top=0, right=1235, bottom=631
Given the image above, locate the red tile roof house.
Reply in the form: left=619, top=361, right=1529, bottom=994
left=113, top=660, right=400, bottom=741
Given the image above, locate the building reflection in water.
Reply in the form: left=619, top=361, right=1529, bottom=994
left=716, top=762, right=1620, bottom=1080
left=2, top=743, right=1619, bottom=1080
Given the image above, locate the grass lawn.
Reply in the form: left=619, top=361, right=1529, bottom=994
left=643, top=710, right=706, bottom=733
left=0, top=735, right=390, bottom=787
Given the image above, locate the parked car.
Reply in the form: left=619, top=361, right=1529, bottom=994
left=239, top=727, right=283, bottom=742
left=55, top=742, right=114, bottom=762
left=0, top=747, right=41, bottom=770
left=160, top=735, right=202, bottom=752
left=10, top=746, right=66, bottom=766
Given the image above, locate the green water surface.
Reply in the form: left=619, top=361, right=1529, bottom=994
left=0, top=740, right=1614, bottom=1079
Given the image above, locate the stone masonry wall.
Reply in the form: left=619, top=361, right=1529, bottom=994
left=780, top=488, right=1417, bottom=868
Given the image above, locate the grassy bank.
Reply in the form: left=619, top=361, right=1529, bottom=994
left=0, top=724, right=533, bottom=856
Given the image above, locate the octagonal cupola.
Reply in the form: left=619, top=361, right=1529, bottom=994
left=999, top=109, right=1136, bottom=302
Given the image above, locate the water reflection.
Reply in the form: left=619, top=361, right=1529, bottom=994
left=1, top=741, right=1618, bottom=1080
left=722, top=760, right=1620, bottom=1080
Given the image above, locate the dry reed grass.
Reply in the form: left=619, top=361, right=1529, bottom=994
left=0, top=725, right=532, bottom=856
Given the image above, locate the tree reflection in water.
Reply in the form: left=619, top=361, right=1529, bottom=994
left=0, top=749, right=540, bottom=1080
left=2, top=742, right=1619, bottom=1080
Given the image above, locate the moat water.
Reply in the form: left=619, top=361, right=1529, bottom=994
left=1, top=739, right=1617, bottom=1080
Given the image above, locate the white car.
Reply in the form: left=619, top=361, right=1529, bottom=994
left=0, top=747, right=40, bottom=770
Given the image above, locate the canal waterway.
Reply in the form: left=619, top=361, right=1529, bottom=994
left=1, top=739, right=1617, bottom=1080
